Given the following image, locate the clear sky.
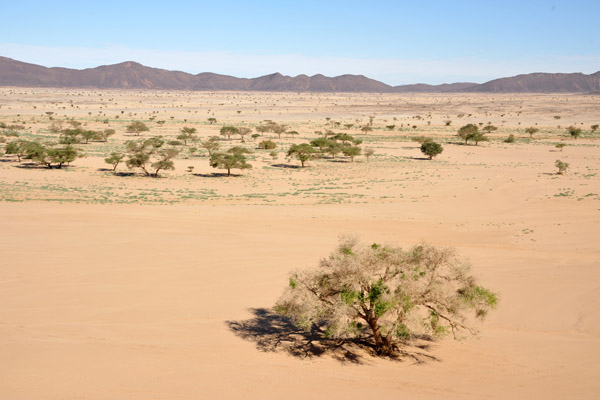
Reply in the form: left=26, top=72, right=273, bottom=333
left=1, top=0, right=598, bottom=85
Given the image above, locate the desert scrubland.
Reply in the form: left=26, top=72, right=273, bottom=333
left=1, top=88, right=599, bottom=399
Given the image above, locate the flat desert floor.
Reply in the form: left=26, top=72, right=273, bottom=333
left=1, top=89, right=599, bottom=399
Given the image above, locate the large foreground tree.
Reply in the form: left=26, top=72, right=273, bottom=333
left=275, top=237, right=498, bottom=356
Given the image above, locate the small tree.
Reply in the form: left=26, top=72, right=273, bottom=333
left=151, top=148, right=179, bottom=177
left=201, top=136, right=220, bottom=157
left=60, top=128, right=82, bottom=144
left=258, top=140, right=277, bottom=150
left=591, top=124, right=598, bottom=133
left=4, top=139, right=31, bottom=161
left=99, top=129, right=116, bottom=142
left=555, top=159, right=569, bottom=175
left=207, top=118, right=217, bottom=124
left=567, top=126, right=581, bottom=139
left=457, top=124, right=478, bottom=145
left=272, top=124, right=287, bottom=139
left=209, top=147, right=252, bottom=176
left=525, top=127, right=539, bottom=138
left=287, top=143, right=317, bottom=167
left=555, top=143, right=566, bottom=152
left=310, top=137, right=332, bottom=152
left=341, top=145, right=361, bottom=162
left=421, top=141, right=444, bottom=159
left=238, top=127, right=252, bottom=142
left=482, top=124, right=498, bottom=134
left=177, top=127, right=197, bottom=145
left=127, top=121, right=150, bottom=136
left=504, top=134, right=515, bottom=143
left=220, top=126, right=239, bottom=140
left=471, top=131, right=489, bottom=146
left=105, top=152, right=125, bottom=171
left=275, top=238, right=498, bottom=356
left=125, top=136, right=166, bottom=176
left=81, top=130, right=97, bottom=144
left=364, top=148, right=375, bottom=161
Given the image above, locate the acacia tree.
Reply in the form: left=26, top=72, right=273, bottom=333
left=341, top=145, right=361, bottom=162
left=220, top=126, right=239, bottom=140
left=127, top=121, right=150, bottom=136
left=525, top=127, right=539, bottom=138
left=457, top=124, right=478, bottom=145
left=287, top=143, right=317, bottom=167
left=4, top=139, right=31, bottom=161
left=482, top=124, right=498, bottom=134
left=555, top=159, right=569, bottom=174
left=364, top=148, right=375, bottom=161
left=591, top=124, right=598, bottom=133
left=125, top=136, right=176, bottom=177
left=275, top=238, right=498, bottom=356
left=177, top=127, right=197, bottom=145
left=201, top=136, right=220, bottom=157
left=209, top=146, right=252, bottom=176
left=421, top=141, right=443, bottom=159
left=238, top=127, right=252, bottom=142
left=104, top=152, right=125, bottom=171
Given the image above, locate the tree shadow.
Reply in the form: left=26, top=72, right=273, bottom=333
left=112, top=171, right=136, bottom=177
left=411, top=157, right=432, bottom=161
left=193, top=172, right=242, bottom=178
left=271, top=163, right=302, bottom=169
left=226, top=308, right=439, bottom=365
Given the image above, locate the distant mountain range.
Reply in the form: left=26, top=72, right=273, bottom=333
left=1, top=56, right=599, bottom=93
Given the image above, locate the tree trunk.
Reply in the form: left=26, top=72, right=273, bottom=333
left=367, top=317, right=390, bottom=355
left=227, top=169, right=231, bottom=176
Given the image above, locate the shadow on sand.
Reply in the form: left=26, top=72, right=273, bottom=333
left=226, top=308, right=439, bottom=365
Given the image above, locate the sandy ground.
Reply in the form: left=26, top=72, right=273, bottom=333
left=1, top=89, right=599, bottom=399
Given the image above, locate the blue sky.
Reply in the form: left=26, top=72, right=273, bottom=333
left=1, top=0, right=598, bottom=84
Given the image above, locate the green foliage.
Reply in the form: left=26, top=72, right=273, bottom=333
left=420, top=141, right=443, bottom=159
left=177, top=127, right=198, bottom=145
left=104, top=152, right=125, bottom=171
left=341, top=145, right=361, bottom=162
left=275, top=238, right=498, bottom=356
left=124, top=136, right=175, bottom=177
left=209, top=146, right=252, bottom=176
left=287, top=143, right=317, bottom=167
left=555, top=143, right=566, bottom=151
left=126, top=121, right=150, bottom=135
left=470, top=131, right=489, bottom=145
left=555, top=159, right=569, bottom=175
left=525, top=127, right=539, bottom=138
left=457, top=124, right=479, bottom=144
left=591, top=124, right=599, bottom=133
left=258, top=140, right=277, bottom=150
left=567, top=126, right=582, bottom=139
left=207, top=117, right=217, bottom=124
left=220, top=126, right=240, bottom=139
left=201, top=136, right=220, bottom=156
left=504, top=134, right=515, bottom=143
left=482, top=124, right=498, bottom=134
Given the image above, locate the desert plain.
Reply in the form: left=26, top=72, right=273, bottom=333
left=1, top=88, right=599, bottom=399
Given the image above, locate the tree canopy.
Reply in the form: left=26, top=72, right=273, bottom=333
left=275, top=238, right=498, bottom=356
